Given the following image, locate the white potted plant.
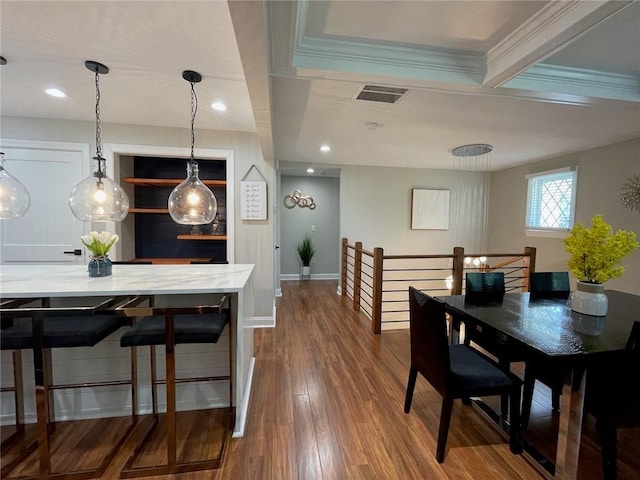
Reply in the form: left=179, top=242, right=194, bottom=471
left=564, top=214, right=638, bottom=316
left=295, top=234, right=316, bottom=280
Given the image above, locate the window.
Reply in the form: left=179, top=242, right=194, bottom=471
left=525, top=168, right=577, bottom=235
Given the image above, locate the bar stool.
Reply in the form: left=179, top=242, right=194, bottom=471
left=0, top=296, right=138, bottom=479
left=117, top=294, right=233, bottom=477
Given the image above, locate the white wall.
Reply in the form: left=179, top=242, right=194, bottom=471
left=1, top=116, right=275, bottom=315
left=488, top=138, right=640, bottom=294
left=339, top=165, right=489, bottom=255
left=280, top=175, right=340, bottom=277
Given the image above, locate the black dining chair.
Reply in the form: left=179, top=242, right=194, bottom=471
left=0, top=296, right=137, bottom=479
left=463, top=272, right=524, bottom=414
left=117, top=294, right=232, bottom=476
left=585, top=321, right=640, bottom=480
left=521, top=272, right=570, bottom=426
left=404, top=287, right=522, bottom=462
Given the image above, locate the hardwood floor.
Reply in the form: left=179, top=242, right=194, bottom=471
left=2, top=280, right=639, bottom=479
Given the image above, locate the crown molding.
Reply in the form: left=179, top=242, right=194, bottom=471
left=504, top=64, right=640, bottom=103
left=484, top=0, right=634, bottom=87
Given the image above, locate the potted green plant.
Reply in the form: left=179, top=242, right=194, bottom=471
left=295, top=234, right=316, bottom=280
left=563, top=214, right=638, bottom=315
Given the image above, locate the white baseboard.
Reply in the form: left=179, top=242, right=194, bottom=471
left=233, top=356, right=255, bottom=438
left=245, top=299, right=276, bottom=328
left=280, top=273, right=339, bottom=281
left=275, top=288, right=282, bottom=297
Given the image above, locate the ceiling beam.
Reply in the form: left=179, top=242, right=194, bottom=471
left=228, top=0, right=274, bottom=167
left=484, top=0, right=635, bottom=87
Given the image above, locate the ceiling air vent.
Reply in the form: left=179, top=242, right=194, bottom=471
left=355, top=84, right=408, bottom=104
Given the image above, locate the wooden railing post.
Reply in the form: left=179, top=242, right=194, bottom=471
left=341, top=238, right=348, bottom=297
left=452, top=246, right=465, bottom=295
left=371, top=247, right=384, bottom=334
left=522, top=246, right=537, bottom=291
left=353, top=242, right=363, bottom=311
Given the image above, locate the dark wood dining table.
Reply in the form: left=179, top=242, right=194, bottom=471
left=436, top=290, right=640, bottom=480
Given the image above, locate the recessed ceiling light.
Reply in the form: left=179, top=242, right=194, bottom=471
left=306, top=168, right=315, bottom=174
left=320, top=145, right=330, bottom=153
left=211, top=101, right=227, bottom=111
left=45, top=88, right=66, bottom=98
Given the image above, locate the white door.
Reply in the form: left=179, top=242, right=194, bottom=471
left=0, top=140, right=89, bottom=265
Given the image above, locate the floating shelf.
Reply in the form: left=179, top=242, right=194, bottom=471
left=177, top=235, right=227, bottom=241
left=123, top=178, right=226, bottom=187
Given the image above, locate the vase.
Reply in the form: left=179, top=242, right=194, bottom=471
left=88, top=256, right=112, bottom=277
left=570, top=281, right=607, bottom=316
left=300, top=265, right=311, bottom=280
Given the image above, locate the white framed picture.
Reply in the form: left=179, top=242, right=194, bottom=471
left=411, top=189, right=450, bottom=230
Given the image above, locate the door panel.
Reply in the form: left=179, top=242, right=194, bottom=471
left=0, top=140, right=89, bottom=264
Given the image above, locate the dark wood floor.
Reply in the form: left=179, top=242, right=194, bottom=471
left=2, top=280, right=639, bottom=479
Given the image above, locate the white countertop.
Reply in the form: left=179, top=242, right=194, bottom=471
left=0, top=264, right=255, bottom=297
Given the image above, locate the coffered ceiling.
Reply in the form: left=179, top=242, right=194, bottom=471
left=1, top=1, right=639, bottom=175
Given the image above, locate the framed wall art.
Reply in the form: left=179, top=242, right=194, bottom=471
left=411, top=188, right=450, bottom=230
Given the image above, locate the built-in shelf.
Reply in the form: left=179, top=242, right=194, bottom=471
left=129, top=207, right=170, bottom=214
left=122, top=178, right=226, bottom=187
left=176, top=235, right=227, bottom=241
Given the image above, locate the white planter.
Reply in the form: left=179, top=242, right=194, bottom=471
left=570, top=281, right=608, bottom=316
left=300, top=265, right=311, bottom=280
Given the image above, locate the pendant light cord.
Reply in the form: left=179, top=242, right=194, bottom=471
left=95, top=71, right=103, bottom=160
left=190, top=81, right=198, bottom=165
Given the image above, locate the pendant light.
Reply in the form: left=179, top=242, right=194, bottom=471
left=168, top=70, right=217, bottom=226
left=0, top=152, right=30, bottom=220
left=69, top=61, right=129, bottom=222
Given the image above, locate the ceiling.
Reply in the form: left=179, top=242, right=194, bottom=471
left=1, top=1, right=639, bottom=176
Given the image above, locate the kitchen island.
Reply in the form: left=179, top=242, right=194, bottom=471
left=0, top=263, right=255, bottom=477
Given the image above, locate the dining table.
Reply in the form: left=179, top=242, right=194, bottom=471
left=436, top=290, right=639, bottom=480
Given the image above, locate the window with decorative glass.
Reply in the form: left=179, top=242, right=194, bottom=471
left=525, top=168, right=577, bottom=235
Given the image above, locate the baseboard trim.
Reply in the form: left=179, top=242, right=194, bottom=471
left=280, top=273, right=339, bottom=281
left=245, top=299, right=276, bottom=328
left=233, top=355, right=255, bottom=438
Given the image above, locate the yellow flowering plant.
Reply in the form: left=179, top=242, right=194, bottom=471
left=81, top=231, right=119, bottom=258
left=563, top=215, right=638, bottom=284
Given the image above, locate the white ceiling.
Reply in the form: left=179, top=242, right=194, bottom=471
left=1, top=1, right=639, bottom=176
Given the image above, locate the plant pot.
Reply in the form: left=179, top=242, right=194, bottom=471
left=300, top=265, right=311, bottom=280
left=570, top=281, right=607, bottom=316
left=88, top=256, right=112, bottom=277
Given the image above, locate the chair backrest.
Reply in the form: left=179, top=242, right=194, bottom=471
left=626, top=321, right=640, bottom=351
left=408, top=287, right=450, bottom=397
left=465, top=272, right=505, bottom=302
left=190, top=259, right=229, bottom=264
left=529, top=272, right=570, bottom=299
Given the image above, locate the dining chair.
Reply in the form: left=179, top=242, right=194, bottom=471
left=117, top=294, right=232, bottom=477
left=585, top=321, right=640, bottom=480
left=0, top=296, right=137, bottom=479
left=521, top=272, right=570, bottom=426
left=404, top=287, right=522, bottom=462
left=463, top=272, right=523, bottom=414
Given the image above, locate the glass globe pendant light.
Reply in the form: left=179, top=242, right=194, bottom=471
left=69, top=61, right=129, bottom=222
left=168, top=70, right=217, bottom=226
left=0, top=152, right=30, bottom=220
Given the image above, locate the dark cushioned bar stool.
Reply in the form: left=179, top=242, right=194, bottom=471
left=117, top=294, right=232, bottom=477
left=0, top=296, right=138, bottom=480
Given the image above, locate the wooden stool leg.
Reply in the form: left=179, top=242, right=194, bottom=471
left=165, top=313, right=177, bottom=469
left=13, top=350, right=25, bottom=433
left=150, top=345, right=158, bottom=418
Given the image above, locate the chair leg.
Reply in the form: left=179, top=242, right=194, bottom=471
left=508, top=386, right=522, bottom=454
left=404, top=367, right=418, bottom=413
left=150, top=345, right=158, bottom=418
left=499, top=358, right=509, bottom=415
left=597, top=420, right=617, bottom=480
left=521, top=364, right=536, bottom=428
left=436, top=397, right=454, bottom=463
left=551, top=384, right=561, bottom=411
